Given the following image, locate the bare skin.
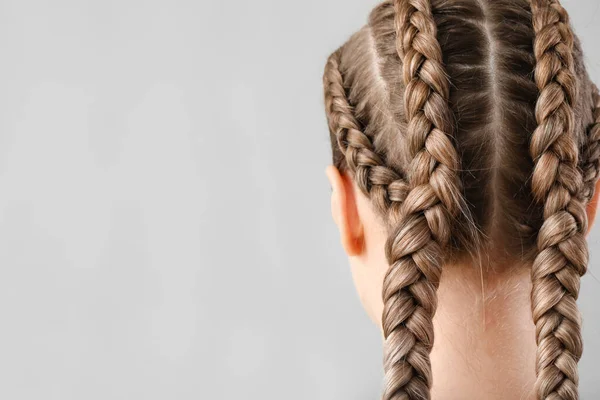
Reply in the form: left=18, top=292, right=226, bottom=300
left=325, top=165, right=600, bottom=400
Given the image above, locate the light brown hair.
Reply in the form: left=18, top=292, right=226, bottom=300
left=323, top=0, right=600, bottom=399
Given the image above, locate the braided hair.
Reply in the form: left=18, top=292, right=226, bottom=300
left=528, top=1, right=591, bottom=397
left=323, top=0, right=599, bottom=399
left=581, top=85, right=600, bottom=202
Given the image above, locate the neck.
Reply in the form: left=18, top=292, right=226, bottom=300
left=429, top=263, right=536, bottom=399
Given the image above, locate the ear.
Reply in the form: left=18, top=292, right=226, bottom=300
left=586, top=178, right=600, bottom=236
left=325, top=166, right=364, bottom=256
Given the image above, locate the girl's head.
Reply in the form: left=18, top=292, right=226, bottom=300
left=322, top=0, right=600, bottom=398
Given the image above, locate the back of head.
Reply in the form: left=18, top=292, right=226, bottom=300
left=323, top=0, right=600, bottom=398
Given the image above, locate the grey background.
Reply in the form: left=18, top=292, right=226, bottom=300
left=0, top=0, right=598, bottom=399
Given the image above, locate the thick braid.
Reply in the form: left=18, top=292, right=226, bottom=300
left=580, top=85, right=600, bottom=202
left=529, top=1, right=588, bottom=398
left=323, top=51, right=409, bottom=216
left=380, top=1, right=465, bottom=399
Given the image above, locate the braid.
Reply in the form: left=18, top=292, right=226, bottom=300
left=580, top=85, right=600, bottom=202
left=529, top=1, right=588, bottom=398
left=323, top=50, right=409, bottom=217
left=381, top=1, right=465, bottom=399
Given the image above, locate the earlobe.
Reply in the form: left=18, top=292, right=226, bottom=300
left=586, top=178, right=600, bottom=235
left=325, top=166, right=364, bottom=256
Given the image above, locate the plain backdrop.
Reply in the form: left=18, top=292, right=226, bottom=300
left=0, top=0, right=598, bottom=399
